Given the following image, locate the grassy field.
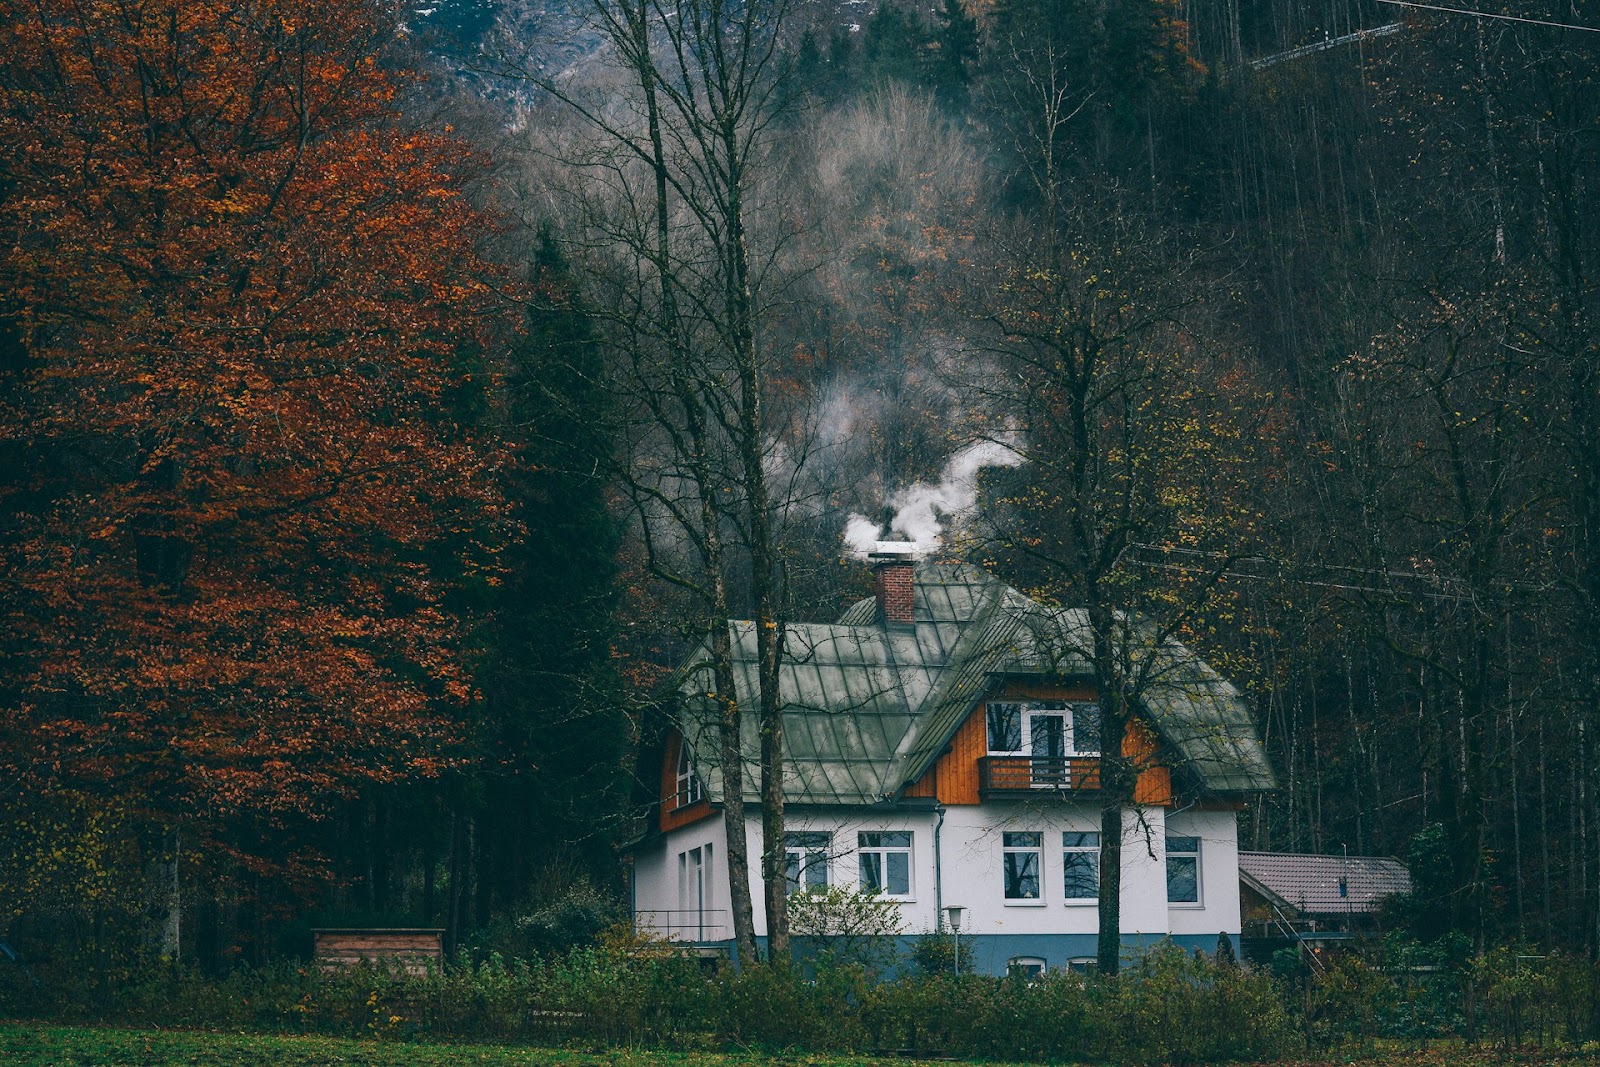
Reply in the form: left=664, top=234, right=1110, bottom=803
left=0, top=1023, right=1594, bottom=1067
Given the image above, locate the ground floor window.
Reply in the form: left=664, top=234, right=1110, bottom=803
left=785, top=831, right=830, bottom=892
left=1003, top=831, right=1042, bottom=900
left=858, top=830, right=912, bottom=897
left=1167, top=835, right=1200, bottom=904
left=1062, top=831, right=1100, bottom=901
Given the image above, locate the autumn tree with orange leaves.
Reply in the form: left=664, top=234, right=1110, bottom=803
left=0, top=0, right=508, bottom=934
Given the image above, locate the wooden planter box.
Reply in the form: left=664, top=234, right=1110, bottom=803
left=312, top=928, right=444, bottom=975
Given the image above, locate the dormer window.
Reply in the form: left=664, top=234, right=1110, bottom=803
left=675, top=742, right=703, bottom=809
left=986, top=701, right=1101, bottom=757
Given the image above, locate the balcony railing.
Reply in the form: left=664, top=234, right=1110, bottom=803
left=634, top=908, right=730, bottom=943
left=979, top=755, right=1101, bottom=795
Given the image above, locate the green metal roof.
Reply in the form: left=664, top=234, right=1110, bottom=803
left=673, top=562, right=1277, bottom=805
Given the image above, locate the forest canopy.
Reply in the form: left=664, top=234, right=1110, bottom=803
left=2, top=0, right=1599, bottom=971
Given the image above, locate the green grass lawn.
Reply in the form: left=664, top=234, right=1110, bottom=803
left=0, top=1023, right=1593, bottom=1067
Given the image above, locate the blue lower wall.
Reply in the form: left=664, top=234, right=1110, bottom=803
left=709, top=932, right=1240, bottom=976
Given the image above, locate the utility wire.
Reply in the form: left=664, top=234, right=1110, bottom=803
left=1376, top=0, right=1600, bottom=33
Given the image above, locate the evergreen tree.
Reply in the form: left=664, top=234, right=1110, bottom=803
left=472, top=227, right=629, bottom=914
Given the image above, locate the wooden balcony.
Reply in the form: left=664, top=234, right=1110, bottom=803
left=978, top=755, right=1101, bottom=796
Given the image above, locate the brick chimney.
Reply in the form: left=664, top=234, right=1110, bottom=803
left=869, top=542, right=917, bottom=625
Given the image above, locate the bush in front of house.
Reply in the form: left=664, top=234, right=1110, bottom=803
left=31, top=930, right=1600, bottom=1061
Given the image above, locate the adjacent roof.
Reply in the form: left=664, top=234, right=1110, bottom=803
left=672, top=561, right=1277, bottom=806
left=1238, top=851, right=1413, bottom=915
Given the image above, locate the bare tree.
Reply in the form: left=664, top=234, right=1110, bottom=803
left=495, top=0, right=801, bottom=961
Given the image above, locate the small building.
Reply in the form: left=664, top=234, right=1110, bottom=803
left=628, top=552, right=1278, bottom=975
left=1238, top=851, right=1412, bottom=964
left=312, top=928, right=444, bottom=975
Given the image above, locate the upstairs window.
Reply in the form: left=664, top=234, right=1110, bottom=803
left=858, top=831, right=913, bottom=897
left=987, top=701, right=1023, bottom=751
left=1167, top=835, right=1201, bottom=904
left=986, top=701, right=1101, bottom=756
left=1003, top=832, right=1042, bottom=900
left=675, top=742, right=703, bottom=809
left=785, top=832, right=831, bottom=893
left=1062, top=831, right=1100, bottom=901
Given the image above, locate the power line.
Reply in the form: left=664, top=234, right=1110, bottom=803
left=1376, top=0, right=1600, bottom=33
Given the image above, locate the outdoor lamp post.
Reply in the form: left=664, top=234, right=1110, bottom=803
left=944, top=905, right=966, bottom=974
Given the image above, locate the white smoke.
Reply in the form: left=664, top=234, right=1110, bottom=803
left=843, top=513, right=884, bottom=559
left=842, top=439, right=1025, bottom=559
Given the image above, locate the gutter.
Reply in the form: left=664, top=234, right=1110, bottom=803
left=933, top=802, right=946, bottom=929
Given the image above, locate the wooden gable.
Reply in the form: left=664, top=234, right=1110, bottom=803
left=659, top=728, right=716, bottom=832
left=902, top=683, right=1172, bottom=806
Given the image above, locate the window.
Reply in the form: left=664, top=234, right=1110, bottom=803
left=1003, top=832, right=1042, bottom=900
left=785, top=832, right=830, bottom=893
left=1062, top=831, right=1100, bottom=901
left=858, top=831, right=912, bottom=897
left=1008, top=956, right=1047, bottom=981
left=678, top=844, right=713, bottom=938
left=986, top=701, right=1101, bottom=757
left=675, top=741, right=702, bottom=809
left=1167, top=835, right=1200, bottom=904
left=987, top=701, right=1022, bottom=751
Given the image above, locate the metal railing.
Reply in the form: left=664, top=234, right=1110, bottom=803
left=634, top=908, right=730, bottom=942
left=978, top=756, right=1102, bottom=794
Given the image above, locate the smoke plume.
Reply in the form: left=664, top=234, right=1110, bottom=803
left=843, top=439, right=1024, bottom=559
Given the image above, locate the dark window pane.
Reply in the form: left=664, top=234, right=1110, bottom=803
left=1062, top=832, right=1100, bottom=848
left=806, top=860, right=827, bottom=889
left=1003, top=831, right=1041, bottom=848
left=786, top=832, right=830, bottom=848
left=887, top=852, right=910, bottom=895
left=1073, top=705, right=1101, bottom=754
left=1030, top=714, right=1065, bottom=758
left=860, top=852, right=883, bottom=892
left=1004, top=851, right=1040, bottom=898
left=988, top=702, right=1021, bottom=751
left=1166, top=836, right=1199, bottom=854
left=1168, top=855, right=1199, bottom=903
left=1063, top=851, right=1100, bottom=898
left=860, top=831, right=910, bottom=848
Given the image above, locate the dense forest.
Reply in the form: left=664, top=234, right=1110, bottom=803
left=3, top=0, right=1599, bottom=980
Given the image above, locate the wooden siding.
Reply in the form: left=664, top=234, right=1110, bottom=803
left=904, top=685, right=1171, bottom=806
left=1125, top=720, right=1173, bottom=806
left=904, top=703, right=987, bottom=804
left=659, top=729, right=716, bottom=832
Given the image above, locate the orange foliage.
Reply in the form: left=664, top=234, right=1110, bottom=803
left=0, top=1, right=509, bottom=867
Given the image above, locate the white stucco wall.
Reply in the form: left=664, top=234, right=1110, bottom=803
left=632, top=800, right=1242, bottom=948
left=632, top=815, right=733, bottom=941
left=1164, top=806, right=1242, bottom=937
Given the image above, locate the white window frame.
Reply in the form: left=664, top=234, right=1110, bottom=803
left=1062, top=830, right=1100, bottom=904
left=985, top=701, right=1102, bottom=756
left=857, top=830, right=914, bottom=900
left=1166, top=835, right=1202, bottom=907
left=675, top=741, right=703, bottom=809
left=1008, top=956, right=1047, bottom=981
left=1002, top=831, right=1045, bottom=904
left=784, top=831, right=831, bottom=893
left=678, top=843, right=713, bottom=938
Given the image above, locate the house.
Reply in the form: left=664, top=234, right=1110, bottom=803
left=1238, top=850, right=1412, bottom=964
left=628, top=548, right=1277, bottom=975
